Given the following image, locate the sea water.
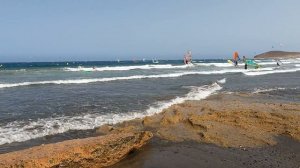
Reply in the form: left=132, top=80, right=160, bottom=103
left=0, top=59, right=299, bottom=153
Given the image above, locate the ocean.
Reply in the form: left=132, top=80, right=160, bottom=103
left=0, top=59, right=299, bottom=153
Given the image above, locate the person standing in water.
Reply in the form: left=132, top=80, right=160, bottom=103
left=233, top=51, right=240, bottom=66
left=275, top=59, right=282, bottom=66
left=243, top=56, right=247, bottom=69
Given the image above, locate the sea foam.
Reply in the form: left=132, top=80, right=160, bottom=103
left=1, top=67, right=299, bottom=89
left=243, top=68, right=300, bottom=76
left=194, top=62, right=233, bottom=67
left=63, top=64, right=188, bottom=72
left=252, top=87, right=298, bottom=94
left=0, top=70, right=238, bottom=89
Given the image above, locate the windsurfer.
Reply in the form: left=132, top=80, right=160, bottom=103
left=233, top=51, right=240, bottom=66
left=275, top=59, right=282, bottom=66
left=184, top=50, right=192, bottom=64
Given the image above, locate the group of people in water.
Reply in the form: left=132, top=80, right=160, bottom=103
left=183, top=50, right=281, bottom=69
left=183, top=50, right=251, bottom=68
left=232, top=51, right=249, bottom=69
left=233, top=51, right=281, bottom=69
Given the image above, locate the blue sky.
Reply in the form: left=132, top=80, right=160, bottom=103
left=0, top=0, right=300, bottom=62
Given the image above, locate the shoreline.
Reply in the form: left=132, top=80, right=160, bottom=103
left=101, top=92, right=300, bottom=148
left=109, top=92, right=300, bottom=167
left=0, top=92, right=299, bottom=167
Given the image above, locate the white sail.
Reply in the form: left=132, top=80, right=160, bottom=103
left=184, top=50, right=192, bottom=64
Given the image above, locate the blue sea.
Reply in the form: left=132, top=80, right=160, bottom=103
left=0, top=59, right=299, bottom=153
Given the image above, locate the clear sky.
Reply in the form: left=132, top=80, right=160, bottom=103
left=0, top=0, right=300, bottom=62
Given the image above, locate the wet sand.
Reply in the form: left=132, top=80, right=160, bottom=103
left=111, top=136, right=300, bottom=168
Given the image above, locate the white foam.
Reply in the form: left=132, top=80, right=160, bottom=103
left=0, top=70, right=240, bottom=89
left=16, top=69, right=27, bottom=72
left=3, top=66, right=298, bottom=89
left=194, top=62, right=233, bottom=67
left=252, top=87, right=297, bottom=94
left=244, top=68, right=300, bottom=76
left=217, top=78, right=226, bottom=84
left=255, top=61, right=285, bottom=65
left=252, top=88, right=282, bottom=94
left=64, top=64, right=188, bottom=72
left=0, top=82, right=223, bottom=145
left=144, top=82, right=222, bottom=116
left=258, top=61, right=295, bottom=65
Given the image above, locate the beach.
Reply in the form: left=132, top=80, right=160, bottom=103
left=0, top=59, right=299, bottom=167
left=107, top=92, right=300, bottom=168
left=1, top=91, right=299, bottom=167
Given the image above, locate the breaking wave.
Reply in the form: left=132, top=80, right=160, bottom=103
left=1, top=67, right=299, bottom=89
left=243, top=68, right=300, bottom=76
left=0, top=70, right=239, bottom=89
left=63, top=64, right=188, bottom=72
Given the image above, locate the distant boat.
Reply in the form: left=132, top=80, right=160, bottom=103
left=152, top=58, right=159, bottom=64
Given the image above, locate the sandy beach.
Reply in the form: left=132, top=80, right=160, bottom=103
left=103, top=92, right=300, bottom=147
left=108, top=92, right=300, bottom=168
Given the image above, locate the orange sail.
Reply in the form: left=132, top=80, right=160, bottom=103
left=233, top=51, right=239, bottom=61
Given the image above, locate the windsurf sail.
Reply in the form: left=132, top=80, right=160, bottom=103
left=227, top=60, right=234, bottom=65
left=152, top=58, right=159, bottom=64
left=245, top=60, right=260, bottom=68
left=184, top=50, right=192, bottom=64
left=233, top=51, right=239, bottom=61
left=275, top=59, right=283, bottom=66
left=231, top=51, right=240, bottom=66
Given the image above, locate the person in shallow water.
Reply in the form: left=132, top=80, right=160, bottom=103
left=233, top=51, right=240, bottom=66
left=243, top=56, right=247, bottom=69
left=276, top=59, right=282, bottom=66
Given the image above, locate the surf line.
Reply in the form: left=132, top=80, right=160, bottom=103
left=0, top=71, right=238, bottom=89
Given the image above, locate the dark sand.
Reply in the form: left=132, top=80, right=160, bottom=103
left=111, top=136, right=300, bottom=168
